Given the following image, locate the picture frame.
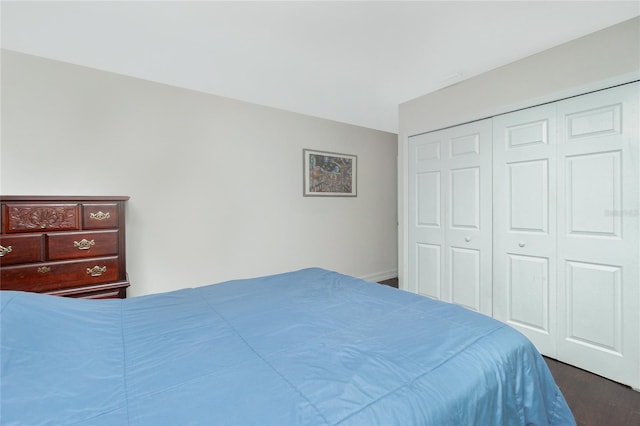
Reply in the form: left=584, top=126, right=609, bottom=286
left=303, top=149, right=357, bottom=197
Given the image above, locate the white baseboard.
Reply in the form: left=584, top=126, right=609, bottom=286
left=359, top=269, right=398, bottom=283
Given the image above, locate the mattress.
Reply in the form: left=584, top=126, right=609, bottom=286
left=0, top=268, right=574, bottom=425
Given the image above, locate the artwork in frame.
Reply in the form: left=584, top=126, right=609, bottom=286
left=303, top=149, right=357, bottom=197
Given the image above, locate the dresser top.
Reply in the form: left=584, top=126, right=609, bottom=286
left=1, top=195, right=130, bottom=201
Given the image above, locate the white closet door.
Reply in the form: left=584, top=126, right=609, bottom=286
left=556, top=83, right=639, bottom=388
left=408, top=120, right=493, bottom=315
left=492, top=104, right=558, bottom=355
left=446, top=120, right=493, bottom=315
left=408, top=130, right=446, bottom=300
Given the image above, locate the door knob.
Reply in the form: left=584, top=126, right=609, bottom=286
left=465, top=236, right=471, bottom=242
left=518, top=241, right=526, bottom=247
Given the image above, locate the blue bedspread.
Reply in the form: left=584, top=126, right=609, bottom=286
left=1, top=268, right=574, bottom=425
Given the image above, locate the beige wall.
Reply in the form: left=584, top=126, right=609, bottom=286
left=398, top=17, right=640, bottom=288
left=400, top=17, right=640, bottom=136
left=1, top=50, right=398, bottom=296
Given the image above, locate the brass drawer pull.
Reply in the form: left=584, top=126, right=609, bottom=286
left=74, top=239, right=96, bottom=250
left=0, top=245, right=13, bottom=257
left=87, top=265, right=107, bottom=277
left=37, top=266, right=51, bottom=274
left=89, top=211, right=111, bottom=221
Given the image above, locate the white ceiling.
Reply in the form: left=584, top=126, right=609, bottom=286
left=2, top=1, right=639, bottom=133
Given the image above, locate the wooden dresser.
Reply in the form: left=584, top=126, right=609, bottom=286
left=0, top=196, right=130, bottom=299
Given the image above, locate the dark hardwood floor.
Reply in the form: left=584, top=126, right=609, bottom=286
left=545, top=357, right=640, bottom=426
left=377, top=277, right=640, bottom=425
left=378, top=277, right=399, bottom=288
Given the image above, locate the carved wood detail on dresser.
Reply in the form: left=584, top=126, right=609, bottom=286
left=0, top=196, right=130, bottom=299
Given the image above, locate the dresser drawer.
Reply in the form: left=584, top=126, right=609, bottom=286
left=3, top=203, right=80, bottom=233
left=0, top=234, right=44, bottom=265
left=47, top=230, right=119, bottom=260
left=83, top=203, right=119, bottom=229
left=49, top=281, right=129, bottom=299
left=0, top=257, right=120, bottom=293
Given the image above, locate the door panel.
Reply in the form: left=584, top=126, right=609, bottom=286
left=508, top=159, right=548, bottom=233
left=450, top=247, right=480, bottom=311
left=450, top=167, right=480, bottom=229
left=416, top=139, right=441, bottom=161
left=507, top=254, right=549, bottom=333
left=565, top=261, right=621, bottom=353
left=565, top=104, right=621, bottom=139
left=566, top=151, right=621, bottom=237
left=417, top=243, right=441, bottom=299
left=417, top=172, right=441, bottom=227
left=445, top=121, right=493, bottom=315
left=450, top=133, right=480, bottom=157
left=506, top=119, right=549, bottom=148
left=408, top=119, right=492, bottom=315
left=493, top=103, right=557, bottom=355
left=556, top=83, right=639, bottom=388
left=408, top=132, right=446, bottom=297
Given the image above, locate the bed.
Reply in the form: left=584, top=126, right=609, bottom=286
left=1, top=267, right=574, bottom=425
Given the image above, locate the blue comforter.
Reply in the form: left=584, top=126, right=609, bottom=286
left=1, top=268, right=574, bottom=425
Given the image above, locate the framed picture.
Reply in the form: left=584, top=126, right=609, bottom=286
left=303, top=149, right=357, bottom=197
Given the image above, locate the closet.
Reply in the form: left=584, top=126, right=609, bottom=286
left=407, top=82, right=639, bottom=388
